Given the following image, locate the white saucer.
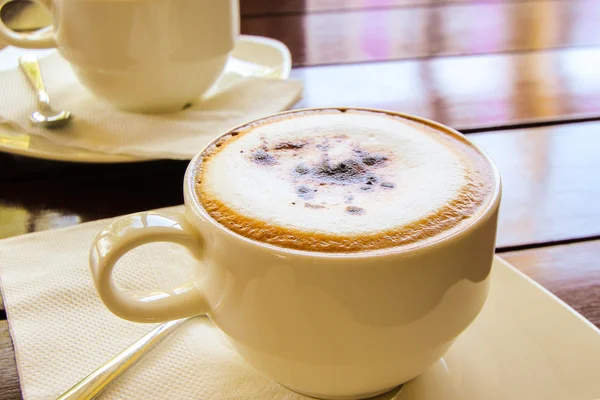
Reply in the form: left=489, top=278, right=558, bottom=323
left=0, top=35, right=292, bottom=163
left=379, top=256, right=600, bottom=400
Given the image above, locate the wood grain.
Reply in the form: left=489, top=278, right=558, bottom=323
left=0, top=321, right=21, bottom=400
left=291, top=47, right=600, bottom=130
left=501, top=240, right=600, bottom=328
left=241, top=0, right=600, bottom=66
left=470, top=121, right=600, bottom=249
left=0, top=160, right=187, bottom=239
left=240, top=0, right=548, bottom=17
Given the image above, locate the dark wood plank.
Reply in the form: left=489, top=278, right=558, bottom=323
left=291, top=47, right=600, bottom=130
left=0, top=160, right=187, bottom=240
left=240, top=0, right=545, bottom=17
left=242, top=0, right=600, bottom=66
left=0, top=321, right=21, bottom=400
left=501, top=240, right=600, bottom=328
left=470, top=122, right=600, bottom=249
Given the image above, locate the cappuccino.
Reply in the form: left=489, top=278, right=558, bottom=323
left=195, top=109, right=495, bottom=252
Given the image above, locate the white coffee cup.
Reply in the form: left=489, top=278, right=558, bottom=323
left=0, top=0, right=239, bottom=112
left=89, top=109, right=501, bottom=399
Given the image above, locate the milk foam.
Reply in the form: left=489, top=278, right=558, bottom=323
left=197, top=109, right=494, bottom=252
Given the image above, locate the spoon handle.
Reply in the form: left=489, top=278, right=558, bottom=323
left=18, top=54, right=52, bottom=112
left=56, top=318, right=188, bottom=400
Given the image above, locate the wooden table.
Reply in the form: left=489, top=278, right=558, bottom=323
left=1, top=1, right=599, bottom=398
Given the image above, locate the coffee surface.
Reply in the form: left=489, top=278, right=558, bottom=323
left=195, top=109, right=495, bottom=252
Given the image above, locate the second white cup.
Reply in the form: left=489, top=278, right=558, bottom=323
left=0, top=0, right=240, bottom=112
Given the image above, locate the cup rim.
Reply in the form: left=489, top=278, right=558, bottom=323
left=184, top=107, right=502, bottom=259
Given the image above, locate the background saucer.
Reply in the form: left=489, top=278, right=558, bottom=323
left=0, top=35, right=292, bottom=163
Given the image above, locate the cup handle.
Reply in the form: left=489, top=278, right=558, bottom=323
left=89, top=211, right=210, bottom=323
left=0, top=0, right=57, bottom=48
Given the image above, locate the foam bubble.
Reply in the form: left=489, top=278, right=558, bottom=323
left=196, top=109, right=494, bottom=252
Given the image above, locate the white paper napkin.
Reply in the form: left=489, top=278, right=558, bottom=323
left=0, top=53, right=303, bottom=160
left=0, top=206, right=316, bottom=399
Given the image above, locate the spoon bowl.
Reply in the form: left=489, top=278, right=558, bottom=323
left=30, top=109, right=72, bottom=129
left=18, top=54, right=72, bottom=129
